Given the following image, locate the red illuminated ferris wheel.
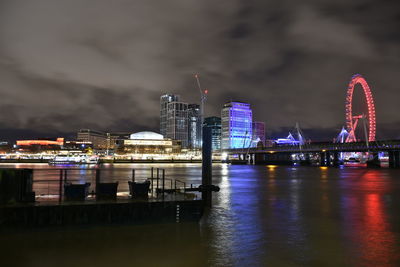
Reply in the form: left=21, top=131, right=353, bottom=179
left=345, top=74, right=376, bottom=143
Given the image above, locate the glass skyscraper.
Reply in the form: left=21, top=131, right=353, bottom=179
left=221, top=102, right=253, bottom=149
left=166, top=101, right=188, bottom=148
left=160, top=94, right=180, bottom=137
left=188, top=104, right=201, bottom=149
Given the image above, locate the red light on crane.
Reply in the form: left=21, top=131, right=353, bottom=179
left=204, top=89, right=208, bottom=94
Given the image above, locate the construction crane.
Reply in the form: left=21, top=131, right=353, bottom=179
left=194, top=74, right=208, bottom=126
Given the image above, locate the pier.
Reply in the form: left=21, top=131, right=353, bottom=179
left=0, top=167, right=210, bottom=228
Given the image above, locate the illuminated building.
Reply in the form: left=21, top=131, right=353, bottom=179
left=221, top=101, right=252, bottom=149
left=63, top=140, right=93, bottom=150
left=107, top=132, right=131, bottom=149
left=0, top=141, right=11, bottom=154
left=16, top=138, right=64, bottom=146
left=204, top=116, right=221, bottom=151
left=160, top=94, right=190, bottom=148
left=252, top=121, right=265, bottom=147
left=166, top=101, right=189, bottom=148
left=188, top=104, right=201, bottom=149
left=121, top=131, right=181, bottom=154
left=16, top=138, right=64, bottom=152
left=77, top=129, right=108, bottom=149
left=160, top=94, right=180, bottom=137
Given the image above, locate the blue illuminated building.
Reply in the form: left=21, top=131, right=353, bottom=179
left=221, top=101, right=253, bottom=149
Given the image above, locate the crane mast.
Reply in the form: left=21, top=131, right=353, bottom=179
left=194, top=74, right=207, bottom=126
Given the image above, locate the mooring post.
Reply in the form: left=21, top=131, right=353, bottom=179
left=162, top=169, right=165, bottom=200
left=150, top=167, right=154, bottom=196
left=59, top=169, right=63, bottom=203
left=202, top=125, right=212, bottom=208
left=156, top=168, right=159, bottom=194
left=95, top=169, right=101, bottom=195
left=132, top=169, right=135, bottom=183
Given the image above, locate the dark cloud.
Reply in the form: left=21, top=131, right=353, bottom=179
left=0, top=0, right=399, bottom=141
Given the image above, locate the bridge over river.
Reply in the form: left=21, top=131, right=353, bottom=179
left=224, top=140, right=400, bottom=168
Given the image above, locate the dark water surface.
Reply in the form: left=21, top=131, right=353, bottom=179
left=1, top=163, right=400, bottom=267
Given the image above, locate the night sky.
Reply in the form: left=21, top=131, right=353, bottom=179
left=0, top=0, right=399, bottom=141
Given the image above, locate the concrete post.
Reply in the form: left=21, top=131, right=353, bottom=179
left=202, top=126, right=212, bottom=208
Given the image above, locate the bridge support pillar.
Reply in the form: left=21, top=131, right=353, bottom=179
left=254, top=153, right=265, bottom=165
left=263, top=152, right=292, bottom=165
left=389, top=151, right=400, bottom=168
left=249, top=154, right=254, bottom=165
left=300, top=153, right=311, bottom=166
left=332, top=152, right=343, bottom=167
left=396, top=151, right=400, bottom=168
left=367, top=152, right=381, bottom=168
left=389, top=151, right=394, bottom=168
left=326, top=152, right=331, bottom=166
left=320, top=152, right=331, bottom=166
left=319, top=152, right=326, bottom=166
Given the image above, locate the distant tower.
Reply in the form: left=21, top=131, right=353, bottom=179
left=221, top=101, right=253, bottom=149
left=160, top=94, right=180, bottom=137
left=166, top=101, right=189, bottom=148
left=188, top=104, right=202, bottom=149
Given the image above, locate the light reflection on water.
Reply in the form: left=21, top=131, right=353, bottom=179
left=0, top=163, right=400, bottom=266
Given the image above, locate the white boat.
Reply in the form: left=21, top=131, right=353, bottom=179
left=49, top=154, right=99, bottom=165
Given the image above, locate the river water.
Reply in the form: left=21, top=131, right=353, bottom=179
left=1, top=163, right=400, bottom=267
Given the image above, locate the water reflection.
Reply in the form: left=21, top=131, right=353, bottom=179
left=0, top=163, right=399, bottom=266
left=340, top=169, right=399, bottom=266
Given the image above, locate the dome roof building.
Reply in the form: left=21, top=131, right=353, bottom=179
left=129, top=131, right=164, bottom=140
left=122, top=131, right=181, bottom=154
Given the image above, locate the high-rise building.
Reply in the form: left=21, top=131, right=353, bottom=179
left=160, top=94, right=180, bottom=137
left=77, top=129, right=108, bottom=149
left=188, top=104, right=202, bottom=149
left=204, top=116, right=221, bottom=151
left=252, top=121, right=265, bottom=147
left=166, top=101, right=189, bottom=148
left=221, top=102, right=253, bottom=149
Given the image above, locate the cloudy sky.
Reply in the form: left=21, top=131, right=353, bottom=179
left=0, top=0, right=399, bottom=141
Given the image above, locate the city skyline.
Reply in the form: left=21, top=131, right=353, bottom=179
left=0, top=1, right=400, bottom=141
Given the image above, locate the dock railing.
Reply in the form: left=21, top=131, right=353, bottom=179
left=30, top=167, right=201, bottom=204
